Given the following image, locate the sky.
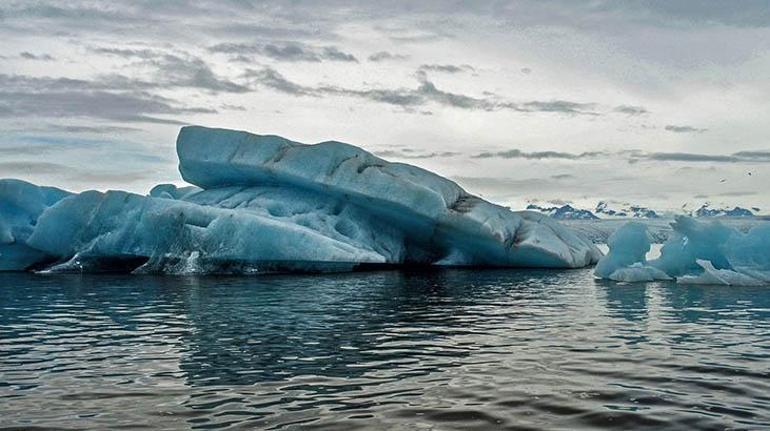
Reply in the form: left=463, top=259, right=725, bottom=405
left=2, top=0, right=770, bottom=213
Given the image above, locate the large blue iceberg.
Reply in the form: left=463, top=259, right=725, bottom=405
left=1, top=126, right=601, bottom=274
left=595, top=216, right=770, bottom=286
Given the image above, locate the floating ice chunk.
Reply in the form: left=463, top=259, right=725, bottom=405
left=594, top=223, right=654, bottom=279
left=596, top=215, right=770, bottom=285
left=677, top=260, right=765, bottom=286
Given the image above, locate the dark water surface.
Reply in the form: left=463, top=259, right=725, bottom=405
left=1, top=269, right=769, bottom=430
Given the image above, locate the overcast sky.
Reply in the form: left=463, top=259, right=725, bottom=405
left=2, top=1, right=770, bottom=212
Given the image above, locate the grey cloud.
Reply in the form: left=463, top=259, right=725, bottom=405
left=0, top=74, right=213, bottom=124
left=472, top=149, right=607, bottom=160
left=321, top=46, right=358, bottom=62
left=0, top=2, right=338, bottom=46
left=732, top=150, right=770, bottom=160
left=518, top=100, right=599, bottom=115
left=614, top=105, right=649, bottom=116
left=418, top=64, right=475, bottom=73
left=0, top=161, right=72, bottom=174
left=8, top=124, right=141, bottom=134
left=623, top=1, right=770, bottom=28
left=367, top=51, right=409, bottom=62
left=6, top=1, right=770, bottom=41
left=201, top=22, right=332, bottom=41
left=244, top=68, right=317, bottom=96
left=374, top=150, right=460, bottom=159
left=246, top=66, right=600, bottom=115
left=228, top=55, right=255, bottom=63
left=634, top=150, right=770, bottom=163
left=209, top=42, right=357, bottom=62
left=415, top=78, right=489, bottom=110
left=20, top=51, right=55, bottom=61
left=1, top=3, right=140, bottom=27
left=469, top=147, right=770, bottom=164
left=341, top=88, right=423, bottom=107
left=89, top=47, right=160, bottom=59
left=0, top=90, right=202, bottom=124
left=665, top=124, right=708, bottom=133
left=221, top=104, right=247, bottom=111
left=88, top=47, right=252, bottom=93
left=263, top=43, right=323, bottom=61
left=0, top=160, right=158, bottom=184
left=644, top=152, right=735, bottom=162
left=146, top=54, right=252, bottom=93
left=551, top=173, right=574, bottom=179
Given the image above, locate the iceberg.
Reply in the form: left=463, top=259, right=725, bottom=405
left=1, top=126, right=601, bottom=274
left=593, top=222, right=671, bottom=282
left=595, top=216, right=770, bottom=285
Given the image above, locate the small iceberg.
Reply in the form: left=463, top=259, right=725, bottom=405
left=595, top=216, right=770, bottom=286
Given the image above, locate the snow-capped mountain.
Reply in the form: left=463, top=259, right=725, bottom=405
left=595, top=201, right=660, bottom=219
left=527, top=201, right=762, bottom=222
left=526, top=204, right=599, bottom=220
left=692, top=204, right=755, bottom=217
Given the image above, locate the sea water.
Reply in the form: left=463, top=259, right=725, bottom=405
left=1, top=269, right=769, bottom=430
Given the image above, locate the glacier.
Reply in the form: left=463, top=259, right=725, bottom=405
left=0, top=125, right=601, bottom=274
left=595, top=216, right=770, bottom=286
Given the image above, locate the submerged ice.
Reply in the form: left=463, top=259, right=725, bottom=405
left=595, top=216, right=770, bottom=286
left=1, top=126, right=601, bottom=274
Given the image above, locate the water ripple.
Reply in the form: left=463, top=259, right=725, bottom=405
left=1, top=269, right=769, bottom=430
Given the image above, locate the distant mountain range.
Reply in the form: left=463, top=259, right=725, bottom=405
left=595, top=201, right=660, bottom=219
left=693, top=204, right=755, bottom=217
left=526, top=201, right=759, bottom=220
left=525, top=204, right=598, bottom=220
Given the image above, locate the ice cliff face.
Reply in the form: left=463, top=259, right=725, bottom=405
left=0, top=180, right=71, bottom=271
left=595, top=216, right=770, bottom=286
left=0, top=126, right=601, bottom=274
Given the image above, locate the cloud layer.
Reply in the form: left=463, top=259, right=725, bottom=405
left=1, top=0, right=770, bottom=209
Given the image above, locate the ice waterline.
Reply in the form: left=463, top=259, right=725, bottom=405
left=1, top=126, right=601, bottom=274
